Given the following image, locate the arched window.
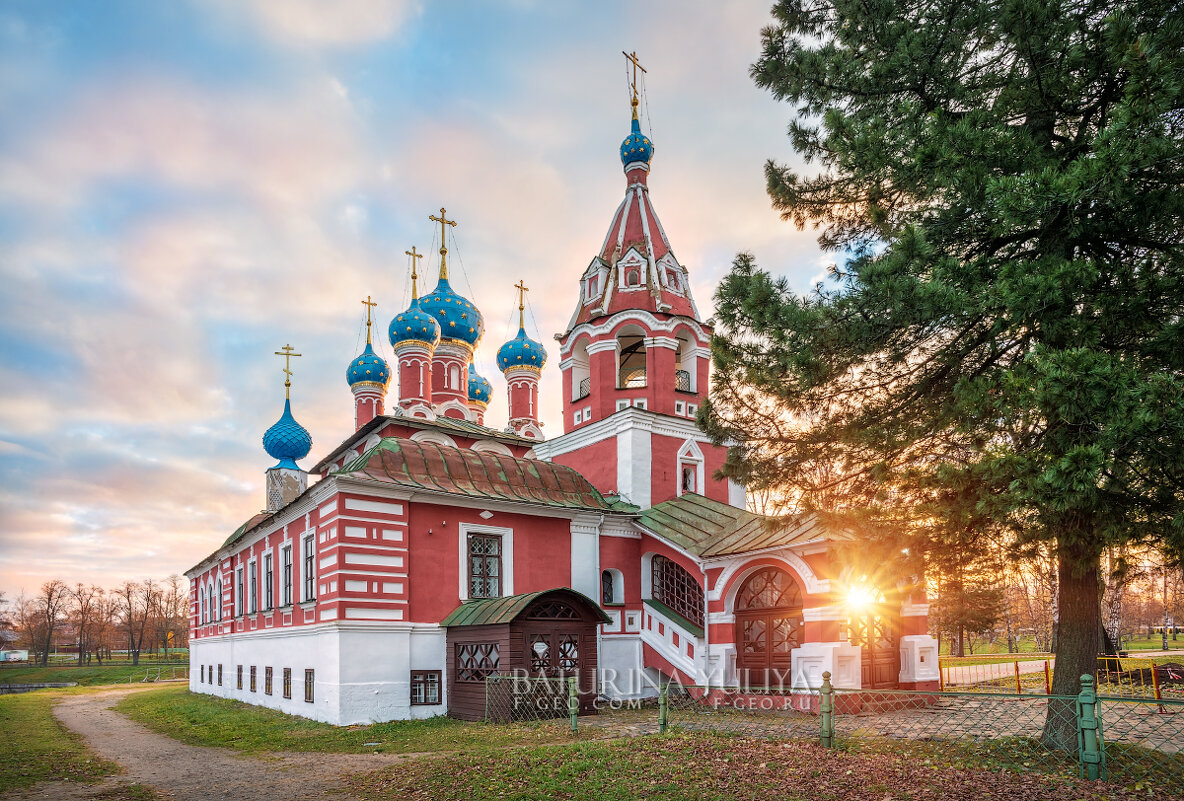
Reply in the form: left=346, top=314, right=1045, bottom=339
left=601, top=569, right=623, bottom=605
left=617, top=333, right=646, bottom=388
left=449, top=364, right=460, bottom=390
left=651, top=555, right=704, bottom=629
left=626, top=269, right=640, bottom=286
left=734, top=567, right=804, bottom=688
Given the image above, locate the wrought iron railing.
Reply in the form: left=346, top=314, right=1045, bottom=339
left=619, top=368, right=647, bottom=388
left=574, top=377, right=591, bottom=401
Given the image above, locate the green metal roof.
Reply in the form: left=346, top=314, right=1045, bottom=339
left=441, top=588, right=611, bottom=627
left=339, top=437, right=611, bottom=510
left=637, top=493, right=852, bottom=557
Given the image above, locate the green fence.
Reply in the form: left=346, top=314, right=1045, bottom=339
left=576, top=673, right=1183, bottom=793
left=485, top=675, right=579, bottom=731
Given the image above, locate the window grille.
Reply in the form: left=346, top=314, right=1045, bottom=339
left=265, top=666, right=273, bottom=696
left=200, top=664, right=205, bottom=683
left=264, top=554, right=273, bottom=610
left=249, top=563, right=257, bottom=614
left=456, top=642, right=500, bottom=682
left=236, top=665, right=243, bottom=690
left=282, top=668, right=291, bottom=699
left=217, top=664, right=222, bottom=685
left=467, top=534, right=502, bottom=598
left=282, top=546, right=292, bottom=606
left=304, top=669, right=315, bottom=703
left=411, top=671, right=441, bottom=705
left=303, top=536, right=315, bottom=602
left=651, top=555, right=704, bottom=629
left=249, top=665, right=257, bottom=692
left=602, top=570, right=615, bottom=605
left=674, top=369, right=691, bottom=391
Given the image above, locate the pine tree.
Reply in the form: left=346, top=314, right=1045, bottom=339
left=705, top=0, right=1184, bottom=748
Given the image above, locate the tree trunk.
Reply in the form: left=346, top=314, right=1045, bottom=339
left=1043, top=536, right=1102, bottom=751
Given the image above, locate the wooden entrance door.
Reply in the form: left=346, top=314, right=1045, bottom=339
left=733, top=567, right=803, bottom=689
left=849, top=608, right=899, bottom=688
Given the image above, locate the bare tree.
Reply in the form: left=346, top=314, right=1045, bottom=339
left=31, top=580, right=68, bottom=666
left=70, top=584, right=103, bottom=665
left=115, top=580, right=158, bottom=665
left=0, top=590, right=15, bottom=650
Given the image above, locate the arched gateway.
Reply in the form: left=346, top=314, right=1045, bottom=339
left=733, top=567, right=804, bottom=688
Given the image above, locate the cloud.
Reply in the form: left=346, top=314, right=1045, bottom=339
left=209, top=0, right=419, bottom=49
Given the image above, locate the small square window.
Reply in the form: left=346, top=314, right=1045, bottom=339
left=304, top=669, right=315, bottom=703
left=283, top=668, right=292, bottom=699
left=574, top=410, right=582, bottom=424
left=411, top=670, right=442, bottom=705
left=583, top=406, right=591, bottom=419
left=265, top=666, right=273, bottom=696
left=616, top=400, right=629, bottom=411
left=675, top=401, right=685, bottom=414
left=633, top=399, right=646, bottom=410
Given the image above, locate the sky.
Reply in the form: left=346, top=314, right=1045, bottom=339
left=0, top=1, right=829, bottom=595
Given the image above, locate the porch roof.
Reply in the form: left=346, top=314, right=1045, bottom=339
left=637, top=493, right=852, bottom=557
left=441, top=588, right=611, bottom=627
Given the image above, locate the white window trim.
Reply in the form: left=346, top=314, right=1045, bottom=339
left=602, top=568, right=624, bottom=604
left=457, top=522, right=514, bottom=601
left=677, top=439, right=705, bottom=496
left=281, top=543, right=293, bottom=606
left=302, top=533, right=316, bottom=603
left=248, top=559, right=257, bottom=614
left=235, top=566, right=244, bottom=617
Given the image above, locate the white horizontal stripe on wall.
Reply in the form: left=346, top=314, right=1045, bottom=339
left=344, top=499, right=404, bottom=515
left=345, top=607, right=404, bottom=620
left=343, top=553, right=403, bottom=567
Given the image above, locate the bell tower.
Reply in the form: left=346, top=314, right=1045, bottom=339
left=535, top=54, right=742, bottom=511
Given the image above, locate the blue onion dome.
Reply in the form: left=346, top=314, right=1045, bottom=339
left=496, top=327, right=548, bottom=372
left=467, top=362, right=492, bottom=405
left=262, top=399, right=312, bottom=470
left=419, top=278, right=484, bottom=347
left=619, top=116, right=654, bottom=167
left=346, top=341, right=391, bottom=388
left=388, top=297, right=442, bottom=348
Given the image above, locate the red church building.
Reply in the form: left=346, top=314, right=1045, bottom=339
left=185, top=72, right=937, bottom=725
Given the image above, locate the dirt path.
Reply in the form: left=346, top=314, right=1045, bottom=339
left=10, top=687, right=412, bottom=801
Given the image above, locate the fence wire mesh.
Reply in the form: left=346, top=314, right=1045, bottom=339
left=664, top=686, right=822, bottom=740
left=833, top=689, right=1085, bottom=778
left=484, top=675, right=572, bottom=724
left=1097, top=696, right=1184, bottom=789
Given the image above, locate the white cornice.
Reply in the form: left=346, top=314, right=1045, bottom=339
left=561, top=311, right=710, bottom=356
left=532, top=407, right=712, bottom=460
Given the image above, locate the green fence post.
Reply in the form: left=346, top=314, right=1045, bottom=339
left=820, top=670, right=834, bottom=748
left=1076, top=674, right=1102, bottom=781
left=568, top=676, right=578, bottom=733
left=659, top=682, right=669, bottom=734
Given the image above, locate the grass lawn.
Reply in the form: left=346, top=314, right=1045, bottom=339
left=116, top=684, right=584, bottom=754
left=0, top=664, right=187, bottom=686
left=0, top=690, right=122, bottom=793
left=344, top=732, right=1176, bottom=801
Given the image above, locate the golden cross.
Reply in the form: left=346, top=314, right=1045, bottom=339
left=361, top=295, right=377, bottom=344
left=514, top=280, right=529, bottom=329
left=274, top=344, right=302, bottom=399
left=428, top=208, right=458, bottom=279
left=622, top=50, right=646, bottom=115
left=405, top=246, right=423, bottom=299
